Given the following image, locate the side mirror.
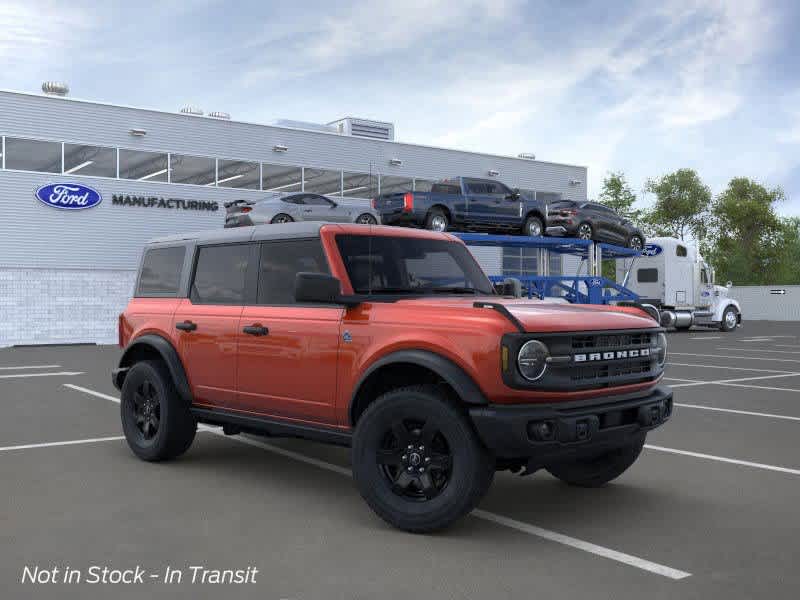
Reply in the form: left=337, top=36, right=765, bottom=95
left=295, top=273, right=344, bottom=304
left=726, top=281, right=733, bottom=289
left=507, top=188, right=521, bottom=201
left=494, top=277, right=522, bottom=297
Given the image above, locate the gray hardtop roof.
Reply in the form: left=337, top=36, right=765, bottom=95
left=146, top=222, right=327, bottom=246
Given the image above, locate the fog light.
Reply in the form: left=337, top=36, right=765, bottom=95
left=529, top=420, right=556, bottom=441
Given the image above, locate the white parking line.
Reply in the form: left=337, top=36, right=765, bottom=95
left=666, top=372, right=800, bottom=388
left=645, top=445, right=800, bottom=476
left=689, top=336, right=721, bottom=340
left=0, top=364, right=61, bottom=370
left=667, top=362, right=795, bottom=374
left=0, top=436, right=124, bottom=453
left=773, top=344, right=800, bottom=349
left=670, top=352, right=800, bottom=363
left=0, top=371, right=84, bottom=379
left=718, top=347, right=800, bottom=355
left=719, top=382, right=800, bottom=394
left=63, top=384, right=691, bottom=580
left=675, top=402, right=800, bottom=422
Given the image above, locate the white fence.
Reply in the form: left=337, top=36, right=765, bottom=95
left=728, top=285, right=800, bottom=321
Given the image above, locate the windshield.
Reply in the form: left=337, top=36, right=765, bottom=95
left=335, top=235, right=495, bottom=295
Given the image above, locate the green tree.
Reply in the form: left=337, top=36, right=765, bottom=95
left=598, top=171, right=640, bottom=220
left=707, top=178, right=786, bottom=285
left=642, top=169, right=711, bottom=241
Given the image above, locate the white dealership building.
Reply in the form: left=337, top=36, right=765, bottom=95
left=0, top=84, right=588, bottom=346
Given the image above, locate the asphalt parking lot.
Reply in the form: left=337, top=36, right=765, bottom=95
left=2, top=322, right=799, bottom=599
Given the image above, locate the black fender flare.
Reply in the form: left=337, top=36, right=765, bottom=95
left=113, top=334, right=194, bottom=404
left=350, top=349, right=489, bottom=423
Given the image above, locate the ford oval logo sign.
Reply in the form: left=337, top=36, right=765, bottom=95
left=642, top=244, right=663, bottom=257
left=35, top=183, right=103, bottom=210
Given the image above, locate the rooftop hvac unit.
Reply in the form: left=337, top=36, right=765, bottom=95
left=42, top=81, right=69, bottom=96
left=329, top=117, right=395, bottom=141
left=180, top=105, right=204, bottom=116
left=208, top=111, right=231, bottom=120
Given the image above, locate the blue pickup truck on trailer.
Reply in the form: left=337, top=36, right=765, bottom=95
left=373, top=177, right=550, bottom=236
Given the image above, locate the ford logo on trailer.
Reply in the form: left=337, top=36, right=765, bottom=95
left=35, top=183, right=103, bottom=210
left=642, top=244, right=663, bottom=257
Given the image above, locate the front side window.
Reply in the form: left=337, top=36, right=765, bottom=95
left=336, top=235, right=494, bottom=295
left=4, top=137, right=61, bottom=173
left=137, top=246, right=186, bottom=296
left=257, top=239, right=330, bottom=304
left=191, top=244, right=250, bottom=304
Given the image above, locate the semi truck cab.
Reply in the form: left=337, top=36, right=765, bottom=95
left=618, top=236, right=742, bottom=332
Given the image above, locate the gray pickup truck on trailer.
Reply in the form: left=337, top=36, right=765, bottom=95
left=373, top=177, right=549, bottom=236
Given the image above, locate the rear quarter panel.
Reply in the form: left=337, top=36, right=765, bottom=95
left=119, top=298, right=182, bottom=348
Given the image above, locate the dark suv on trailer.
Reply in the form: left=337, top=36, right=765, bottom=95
left=548, top=200, right=645, bottom=249
left=113, top=222, right=671, bottom=532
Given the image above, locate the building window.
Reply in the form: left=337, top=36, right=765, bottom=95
left=217, top=159, right=260, bottom=189
left=379, top=175, right=413, bottom=195
left=4, top=137, right=61, bottom=173
left=502, top=248, right=538, bottom=277
left=342, top=171, right=377, bottom=198
left=262, top=163, right=302, bottom=192
left=170, top=154, right=216, bottom=186
left=304, top=167, right=342, bottom=196
left=63, top=143, right=117, bottom=177
left=119, top=149, right=168, bottom=182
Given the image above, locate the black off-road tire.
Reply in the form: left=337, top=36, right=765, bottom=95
left=545, top=434, right=645, bottom=487
left=351, top=385, right=494, bottom=533
left=120, top=360, right=197, bottom=462
left=424, top=208, right=449, bottom=232
left=523, top=215, right=544, bottom=237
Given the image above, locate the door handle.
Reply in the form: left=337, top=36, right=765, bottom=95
left=303, top=209, right=313, bottom=213
left=243, top=324, right=269, bottom=336
left=175, top=321, right=197, bottom=332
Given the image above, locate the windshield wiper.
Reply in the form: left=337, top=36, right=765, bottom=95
left=423, top=287, right=483, bottom=294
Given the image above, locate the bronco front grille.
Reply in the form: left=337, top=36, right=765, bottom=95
left=501, top=328, right=663, bottom=391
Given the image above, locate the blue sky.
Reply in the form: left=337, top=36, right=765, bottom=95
left=3, top=0, right=799, bottom=214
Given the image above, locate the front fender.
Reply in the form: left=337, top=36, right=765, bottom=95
left=713, top=298, right=741, bottom=321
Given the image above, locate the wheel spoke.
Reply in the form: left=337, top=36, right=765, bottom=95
left=427, top=452, right=452, bottom=471
left=149, top=414, right=159, bottom=432
left=391, top=471, right=414, bottom=494
left=418, top=420, right=438, bottom=448
left=376, top=449, right=403, bottom=466
left=417, top=472, right=437, bottom=499
left=391, top=420, right=411, bottom=446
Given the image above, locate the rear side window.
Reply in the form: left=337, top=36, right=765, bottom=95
left=430, top=184, right=461, bottom=194
left=191, top=244, right=250, bottom=304
left=637, top=268, right=659, bottom=283
left=676, top=245, right=688, bottom=257
left=257, top=239, right=330, bottom=304
left=137, top=246, right=186, bottom=296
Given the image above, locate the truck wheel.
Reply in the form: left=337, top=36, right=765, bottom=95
left=720, top=306, right=739, bottom=332
left=577, top=222, right=593, bottom=240
left=523, top=215, right=544, bottom=237
left=545, top=434, right=645, bottom=488
left=424, top=209, right=449, bottom=232
left=120, top=360, right=197, bottom=462
left=351, top=385, right=494, bottom=533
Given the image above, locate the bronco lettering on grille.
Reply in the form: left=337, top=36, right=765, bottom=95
left=573, top=348, right=650, bottom=362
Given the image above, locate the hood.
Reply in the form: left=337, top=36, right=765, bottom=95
left=393, top=296, right=658, bottom=332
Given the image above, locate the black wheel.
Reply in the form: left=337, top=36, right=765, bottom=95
left=577, top=222, right=593, bottom=240
left=628, top=234, right=644, bottom=250
left=270, top=213, right=294, bottom=224
left=720, top=306, right=739, bottom=332
left=351, top=385, right=494, bottom=533
left=356, top=213, right=378, bottom=225
left=523, top=215, right=544, bottom=237
left=120, top=360, right=197, bottom=462
left=545, top=434, right=645, bottom=487
left=424, top=209, right=449, bottom=232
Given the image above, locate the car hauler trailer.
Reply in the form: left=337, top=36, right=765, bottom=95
left=455, top=233, right=655, bottom=315
left=616, top=237, right=741, bottom=332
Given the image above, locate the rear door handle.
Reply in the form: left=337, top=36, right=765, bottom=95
left=175, top=321, right=197, bottom=332
left=303, top=209, right=313, bottom=213
left=243, top=324, right=269, bottom=336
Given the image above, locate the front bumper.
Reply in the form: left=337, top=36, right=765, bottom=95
left=469, top=385, right=672, bottom=460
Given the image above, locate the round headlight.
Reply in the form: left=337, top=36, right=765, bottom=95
left=654, top=332, right=667, bottom=366
left=517, top=340, right=549, bottom=381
